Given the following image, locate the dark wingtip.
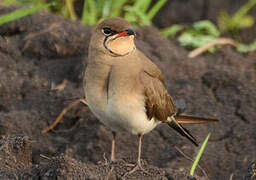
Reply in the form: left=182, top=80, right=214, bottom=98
left=168, top=121, right=199, bottom=147
left=191, top=138, right=199, bottom=147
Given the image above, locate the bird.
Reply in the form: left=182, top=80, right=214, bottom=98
left=83, top=17, right=218, bottom=173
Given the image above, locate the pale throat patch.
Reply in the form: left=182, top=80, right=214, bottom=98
left=105, top=35, right=135, bottom=56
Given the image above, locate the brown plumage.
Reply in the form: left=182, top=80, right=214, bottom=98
left=83, top=17, right=218, bottom=171
left=97, top=17, right=131, bottom=33
left=141, top=70, right=176, bottom=121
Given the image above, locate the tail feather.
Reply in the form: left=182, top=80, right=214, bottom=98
left=168, top=118, right=198, bottom=146
left=176, top=115, right=219, bottom=124
left=167, top=115, right=218, bottom=146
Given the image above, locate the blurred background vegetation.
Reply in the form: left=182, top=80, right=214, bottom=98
left=0, top=0, right=168, bottom=26
left=0, top=0, right=256, bottom=54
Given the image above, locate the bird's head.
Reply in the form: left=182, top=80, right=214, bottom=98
left=90, top=18, right=136, bottom=57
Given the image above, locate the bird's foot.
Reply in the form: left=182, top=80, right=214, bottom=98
left=122, top=161, right=151, bottom=178
left=102, top=157, right=129, bottom=179
left=111, top=158, right=127, bottom=165
left=101, top=153, right=125, bottom=166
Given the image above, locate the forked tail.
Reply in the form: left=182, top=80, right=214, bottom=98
left=167, top=115, right=218, bottom=146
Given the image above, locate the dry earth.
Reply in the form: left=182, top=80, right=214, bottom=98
left=0, top=5, right=256, bottom=180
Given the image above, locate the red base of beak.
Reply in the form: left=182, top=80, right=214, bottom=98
left=116, top=31, right=129, bottom=38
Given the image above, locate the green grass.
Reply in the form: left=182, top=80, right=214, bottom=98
left=159, top=24, right=183, bottom=38
left=160, top=20, right=223, bottom=53
left=190, top=133, right=211, bottom=176
left=1, top=0, right=167, bottom=26
left=0, top=2, right=53, bottom=26
left=218, top=0, right=256, bottom=37
left=1, top=0, right=255, bottom=54
left=237, top=40, right=256, bottom=53
left=161, top=0, right=256, bottom=54
left=81, top=0, right=167, bottom=26
left=177, top=20, right=221, bottom=52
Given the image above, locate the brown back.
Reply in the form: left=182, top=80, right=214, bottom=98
left=137, top=50, right=177, bottom=121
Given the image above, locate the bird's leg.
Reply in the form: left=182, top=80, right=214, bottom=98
left=104, top=131, right=118, bottom=178
left=41, top=98, right=88, bottom=134
left=123, top=134, right=151, bottom=177
left=111, top=131, right=116, bottom=163
left=107, top=132, right=127, bottom=166
left=137, top=133, right=143, bottom=168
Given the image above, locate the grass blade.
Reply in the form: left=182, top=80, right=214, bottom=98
left=161, top=24, right=183, bottom=38
left=1, top=0, right=18, bottom=6
left=110, top=0, right=128, bottom=17
left=0, top=3, right=53, bottom=26
left=87, top=0, right=97, bottom=24
left=141, top=0, right=152, bottom=13
left=232, top=0, right=256, bottom=22
left=193, top=20, right=220, bottom=37
left=65, top=0, right=77, bottom=20
left=237, top=40, right=256, bottom=53
left=82, top=0, right=97, bottom=25
left=81, top=0, right=89, bottom=24
left=147, top=0, right=167, bottom=21
left=190, top=133, right=211, bottom=176
left=133, top=0, right=147, bottom=9
left=102, top=0, right=113, bottom=18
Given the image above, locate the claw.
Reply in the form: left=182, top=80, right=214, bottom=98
left=122, top=161, right=151, bottom=178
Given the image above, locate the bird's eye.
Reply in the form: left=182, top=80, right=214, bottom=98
left=102, top=27, right=112, bottom=36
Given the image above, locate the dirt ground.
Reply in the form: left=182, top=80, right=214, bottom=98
left=0, top=3, right=256, bottom=180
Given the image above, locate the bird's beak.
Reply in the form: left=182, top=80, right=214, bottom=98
left=116, top=28, right=136, bottom=38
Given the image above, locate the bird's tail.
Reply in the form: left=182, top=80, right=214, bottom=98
left=167, top=115, right=218, bottom=147
left=176, top=115, right=219, bottom=124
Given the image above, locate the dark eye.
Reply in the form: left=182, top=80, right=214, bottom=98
left=102, top=27, right=112, bottom=36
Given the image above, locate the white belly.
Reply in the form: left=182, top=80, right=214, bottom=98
left=88, top=94, right=160, bottom=135
left=108, top=101, right=159, bottom=135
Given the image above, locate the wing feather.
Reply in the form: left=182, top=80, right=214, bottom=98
left=140, top=70, right=177, bottom=122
